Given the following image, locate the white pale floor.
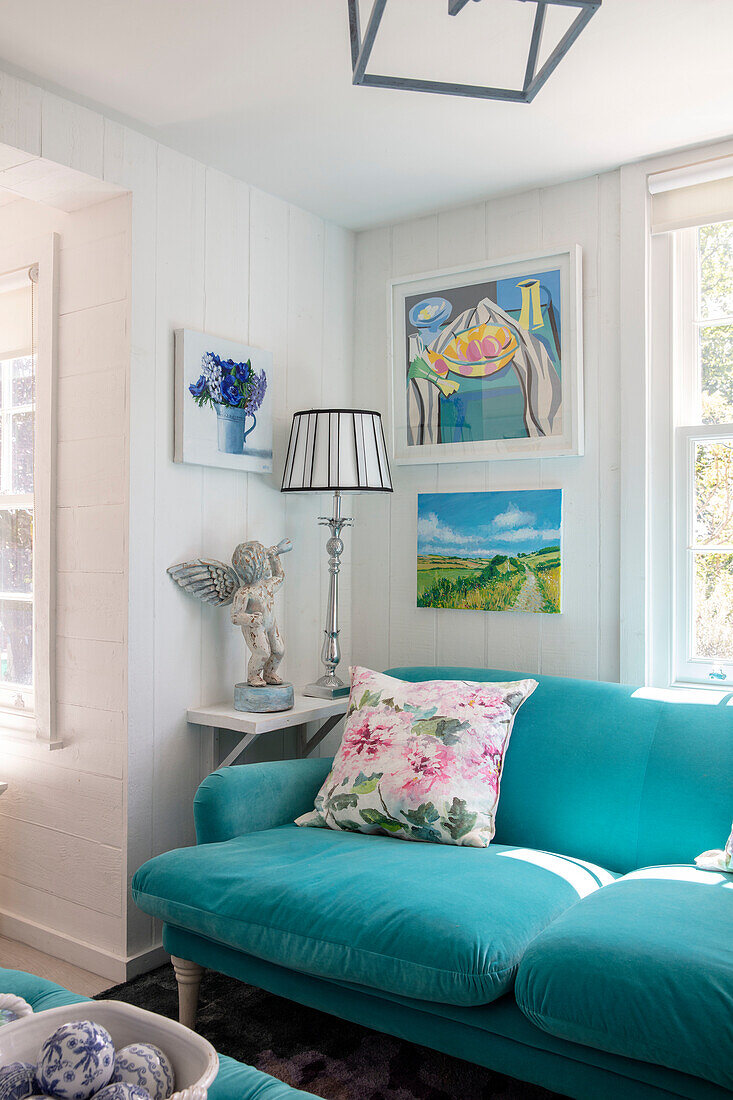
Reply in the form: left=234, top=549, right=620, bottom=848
left=0, top=935, right=110, bottom=997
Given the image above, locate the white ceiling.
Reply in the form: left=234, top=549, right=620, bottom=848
left=0, top=0, right=731, bottom=229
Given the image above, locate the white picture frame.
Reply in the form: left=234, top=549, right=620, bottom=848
left=174, top=329, right=274, bottom=473
left=389, top=245, right=583, bottom=465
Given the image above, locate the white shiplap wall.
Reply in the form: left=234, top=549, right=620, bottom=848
left=351, top=175, right=621, bottom=685
left=0, top=70, right=354, bottom=975
left=119, top=152, right=354, bottom=964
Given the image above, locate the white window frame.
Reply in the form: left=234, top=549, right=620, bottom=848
left=0, top=234, right=59, bottom=745
left=672, top=224, right=733, bottom=685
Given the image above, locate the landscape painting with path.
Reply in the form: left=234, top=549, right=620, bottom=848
left=417, top=490, right=562, bottom=614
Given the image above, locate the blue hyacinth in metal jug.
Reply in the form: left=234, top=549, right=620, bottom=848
left=189, top=351, right=267, bottom=455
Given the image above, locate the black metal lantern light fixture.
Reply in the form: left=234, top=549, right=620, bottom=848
left=347, top=0, right=601, bottom=104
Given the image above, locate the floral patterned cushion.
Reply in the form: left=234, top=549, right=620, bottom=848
left=295, top=667, right=537, bottom=847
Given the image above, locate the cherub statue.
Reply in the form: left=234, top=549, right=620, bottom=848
left=167, top=538, right=292, bottom=688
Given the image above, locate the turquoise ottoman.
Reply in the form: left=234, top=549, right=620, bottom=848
left=0, top=968, right=317, bottom=1100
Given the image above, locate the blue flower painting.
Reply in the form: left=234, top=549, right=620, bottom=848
left=174, top=329, right=274, bottom=474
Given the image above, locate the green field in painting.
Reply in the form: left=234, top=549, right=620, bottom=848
left=417, top=556, right=489, bottom=596
left=417, top=548, right=561, bottom=614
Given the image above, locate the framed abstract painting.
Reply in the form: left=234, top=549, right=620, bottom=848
left=390, top=247, right=583, bottom=464
left=174, top=329, right=274, bottom=473
left=417, top=489, right=562, bottom=614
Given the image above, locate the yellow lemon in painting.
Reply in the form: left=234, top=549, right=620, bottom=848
left=435, top=324, right=517, bottom=377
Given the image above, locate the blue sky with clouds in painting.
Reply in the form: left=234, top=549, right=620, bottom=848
left=417, top=490, right=562, bottom=558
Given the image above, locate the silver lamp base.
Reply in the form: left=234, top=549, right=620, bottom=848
left=304, top=674, right=350, bottom=700
left=306, top=490, right=353, bottom=701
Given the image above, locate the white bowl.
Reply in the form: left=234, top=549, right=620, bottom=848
left=0, top=993, right=33, bottom=1024
left=0, top=1001, right=218, bottom=1100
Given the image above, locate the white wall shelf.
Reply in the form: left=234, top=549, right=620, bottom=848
left=187, top=695, right=348, bottom=769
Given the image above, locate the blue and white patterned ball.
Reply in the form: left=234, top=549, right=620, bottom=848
left=0, top=1062, right=37, bottom=1100
left=111, top=1043, right=174, bottom=1100
left=94, top=1085, right=151, bottom=1100
left=36, top=1020, right=115, bottom=1100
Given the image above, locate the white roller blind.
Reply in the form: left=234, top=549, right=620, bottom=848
left=0, top=286, right=31, bottom=358
left=650, top=156, right=733, bottom=234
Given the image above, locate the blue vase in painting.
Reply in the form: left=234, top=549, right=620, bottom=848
left=215, top=403, right=259, bottom=454
left=216, top=404, right=246, bottom=453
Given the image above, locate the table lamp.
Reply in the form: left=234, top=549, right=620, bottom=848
left=281, top=408, right=393, bottom=698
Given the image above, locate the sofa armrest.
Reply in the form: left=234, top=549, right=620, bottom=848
left=193, top=758, right=332, bottom=844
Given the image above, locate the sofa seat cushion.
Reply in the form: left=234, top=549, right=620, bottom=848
left=133, top=824, right=614, bottom=1007
left=515, top=866, right=733, bottom=1092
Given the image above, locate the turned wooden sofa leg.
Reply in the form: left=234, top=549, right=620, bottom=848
left=171, top=956, right=204, bottom=1030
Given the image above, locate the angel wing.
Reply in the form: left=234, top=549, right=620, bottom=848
left=167, top=558, right=239, bottom=607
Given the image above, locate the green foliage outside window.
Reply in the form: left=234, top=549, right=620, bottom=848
left=694, top=222, right=733, bottom=661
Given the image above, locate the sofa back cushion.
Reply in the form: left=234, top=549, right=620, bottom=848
left=386, top=667, right=733, bottom=873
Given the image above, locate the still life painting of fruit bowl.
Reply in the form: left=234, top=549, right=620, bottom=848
left=390, top=247, right=583, bottom=465
left=174, top=330, right=273, bottom=473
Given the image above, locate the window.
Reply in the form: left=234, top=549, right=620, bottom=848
left=0, top=272, right=35, bottom=714
left=0, top=354, right=35, bottom=708
left=0, top=235, right=56, bottom=744
left=674, top=220, right=733, bottom=683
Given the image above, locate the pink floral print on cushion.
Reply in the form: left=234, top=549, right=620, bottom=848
left=295, top=666, right=537, bottom=847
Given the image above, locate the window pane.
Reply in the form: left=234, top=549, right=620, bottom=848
left=693, top=552, right=733, bottom=661
left=12, top=355, right=34, bottom=407
left=698, top=221, right=733, bottom=321
left=700, top=323, right=733, bottom=423
left=694, top=439, right=733, bottom=546
left=0, top=598, right=32, bottom=686
left=12, top=411, right=33, bottom=493
left=0, top=508, right=32, bottom=594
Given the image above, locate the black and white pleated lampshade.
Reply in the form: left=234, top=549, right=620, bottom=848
left=281, top=409, right=393, bottom=493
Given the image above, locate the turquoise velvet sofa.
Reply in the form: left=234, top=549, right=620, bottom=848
left=132, top=667, right=733, bottom=1099
left=0, top=968, right=317, bottom=1099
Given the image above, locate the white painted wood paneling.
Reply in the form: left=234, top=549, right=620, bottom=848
left=58, top=232, right=129, bottom=314
left=0, top=754, right=122, bottom=847
left=151, top=145, right=206, bottom=862
left=597, top=171, right=622, bottom=682
left=41, top=94, right=104, bottom=180
left=387, top=218, right=440, bottom=668
left=0, top=815, right=122, bottom=916
left=351, top=227, right=393, bottom=674
left=102, top=120, right=158, bottom=958
left=0, top=873, right=123, bottom=956
left=0, top=72, right=42, bottom=157
left=57, top=300, right=129, bottom=378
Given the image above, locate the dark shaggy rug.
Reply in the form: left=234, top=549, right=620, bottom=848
left=96, top=965, right=562, bottom=1100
